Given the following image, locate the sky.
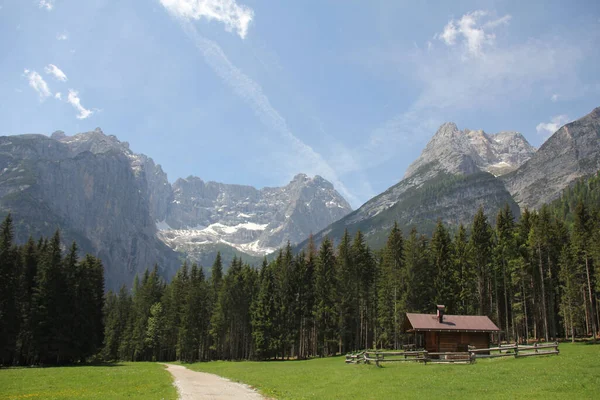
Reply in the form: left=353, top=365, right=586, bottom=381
left=1, top=0, right=599, bottom=208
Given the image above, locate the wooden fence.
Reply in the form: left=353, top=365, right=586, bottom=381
left=345, top=342, right=559, bottom=367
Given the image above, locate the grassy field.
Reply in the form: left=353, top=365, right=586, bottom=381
left=185, top=343, right=600, bottom=399
left=0, top=362, right=177, bottom=400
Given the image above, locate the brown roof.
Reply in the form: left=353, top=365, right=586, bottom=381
left=405, top=313, right=500, bottom=332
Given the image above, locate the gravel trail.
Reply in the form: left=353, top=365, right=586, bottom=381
left=164, top=364, right=267, bottom=400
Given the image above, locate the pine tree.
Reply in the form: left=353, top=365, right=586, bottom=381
left=335, top=230, right=356, bottom=353
left=470, top=207, right=493, bottom=316
left=251, top=260, right=278, bottom=359
left=377, top=222, right=405, bottom=349
left=431, top=220, right=456, bottom=312
left=406, top=228, right=434, bottom=312
left=558, top=244, right=582, bottom=342
left=352, top=231, right=376, bottom=350
left=315, top=237, right=337, bottom=356
left=145, top=302, right=166, bottom=361
left=0, top=214, right=18, bottom=365
left=17, top=237, right=39, bottom=364
left=453, top=224, right=476, bottom=315
left=572, top=201, right=597, bottom=341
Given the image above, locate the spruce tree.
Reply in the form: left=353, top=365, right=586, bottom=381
left=431, top=220, right=456, bottom=312
left=0, top=214, right=18, bottom=365
left=315, top=237, right=337, bottom=356
left=470, top=207, right=493, bottom=316
left=453, top=224, right=476, bottom=315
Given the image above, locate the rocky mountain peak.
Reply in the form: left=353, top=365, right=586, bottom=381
left=404, top=122, right=535, bottom=180
left=50, top=130, right=66, bottom=140
left=160, top=172, right=352, bottom=256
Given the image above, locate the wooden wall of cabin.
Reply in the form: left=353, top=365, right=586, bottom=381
left=424, top=332, right=490, bottom=352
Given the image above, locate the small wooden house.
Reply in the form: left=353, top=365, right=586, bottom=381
left=403, top=305, right=500, bottom=353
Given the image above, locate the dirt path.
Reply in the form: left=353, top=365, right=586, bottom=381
left=164, top=364, right=267, bottom=400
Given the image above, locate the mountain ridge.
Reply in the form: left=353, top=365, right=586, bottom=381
left=296, top=107, right=600, bottom=251
left=0, top=128, right=352, bottom=288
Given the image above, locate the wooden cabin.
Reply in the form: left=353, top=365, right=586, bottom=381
left=403, top=305, right=500, bottom=353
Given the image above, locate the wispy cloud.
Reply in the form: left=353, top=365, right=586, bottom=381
left=536, top=115, right=570, bottom=138
left=173, top=21, right=356, bottom=204
left=44, top=64, right=68, bottom=82
left=55, top=92, right=62, bottom=100
left=160, top=0, right=254, bottom=39
left=23, top=69, right=52, bottom=100
left=551, top=93, right=559, bottom=102
left=38, top=0, right=54, bottom=11
left=56, top=31, right=68, bottom=41
left=67, top=90, right=93, bottom=119
left=436, top=10, right=511, bottom=58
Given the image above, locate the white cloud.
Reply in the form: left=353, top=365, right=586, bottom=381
left=44, top=64, right=68, bottom=82
left=55, top=92, right=62, bottom=100
left=536, top=115, right=570, bottom=137
left=56, top=31, right=68, bottom=40
left=551, top=93, right=559, bottom=102
left=23, top=69, right=52, bottom=100
left=344, top=10, right=586, bottom=179
left=38, top=0, right=54, bottom=11
left=160, top=0, right=254, bottom=39
left=437, top=11, right=511, bottom=58
left=67, top=90, right=93, bottom=119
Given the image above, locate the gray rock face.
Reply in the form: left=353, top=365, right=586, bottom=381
left=503, top=107, right=600, bottom=209
left=405, top=123, right=536, bottom=179
left=298, top=122, right=532, bottom=250
left=0, top=130, right=180, bottom=290
left=159, top=173, right=352, bottom=256
left=0, top=129, right=352, bottom=288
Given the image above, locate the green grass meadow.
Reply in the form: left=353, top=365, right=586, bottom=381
left=185, top=343, right=600, bottom=399
left=0, top=362, right=177, bottom=400
left=1, top=343, right=598, bottom=399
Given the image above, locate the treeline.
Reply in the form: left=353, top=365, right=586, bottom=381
left=0, top=215, right=104, bottom=366
left=102, top=188, right=600, bottom=362
left=2, top=173, right=600, bottom=365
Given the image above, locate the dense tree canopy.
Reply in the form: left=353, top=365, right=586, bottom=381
left=2, top=172, right=600, bottom=365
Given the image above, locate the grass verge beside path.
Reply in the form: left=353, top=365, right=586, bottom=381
left=0, top=362, right=177, bottom=400
left=185, top=343, right=600, bottom=399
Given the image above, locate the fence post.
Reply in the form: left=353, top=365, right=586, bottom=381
left=514, top=343, right=519, bottom=358
left=534, top=343, right=538, bottom=354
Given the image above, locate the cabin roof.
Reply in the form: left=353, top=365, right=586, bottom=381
left=405, top=313, right=500, bottom=332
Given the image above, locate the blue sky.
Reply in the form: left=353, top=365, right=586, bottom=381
left=1, top=0, right=599, bottom=207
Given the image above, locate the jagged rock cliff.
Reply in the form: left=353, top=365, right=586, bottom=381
left=503, top=107, right=600, bottom=209
left=0, top=128, right=352, bottom=288
left=0, top=129, right=180, bottom=290
left=159, top=173, right=351, bottom=256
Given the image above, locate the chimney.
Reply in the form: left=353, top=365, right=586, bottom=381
left=436, top=305, right=446, bottom=323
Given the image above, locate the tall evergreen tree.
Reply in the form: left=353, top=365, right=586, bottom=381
left=0, top=214, right=18, bottom=365
left=453, top=224, right=476, bottom=315
left=431, top=220, right=456, bottom=312
left=470, top=207, right=493, bottom=316
left=377, top=222, right=405, bottom=349
left=315, top=237, right=337, bottom=356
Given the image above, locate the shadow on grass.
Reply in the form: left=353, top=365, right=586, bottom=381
left=1, top=362, right=124, bottom=370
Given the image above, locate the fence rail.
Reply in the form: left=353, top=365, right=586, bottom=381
left=345, top=342, right=559, bottom=366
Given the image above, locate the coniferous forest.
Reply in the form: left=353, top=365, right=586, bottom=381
left=1, top=173, right=600, bottom=365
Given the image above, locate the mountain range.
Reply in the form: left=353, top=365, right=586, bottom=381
left=2, top=106, right=598, bottom=288
left=0, top=129, right=351, bottom=289
left=300, top=106, right=600, bottom=249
